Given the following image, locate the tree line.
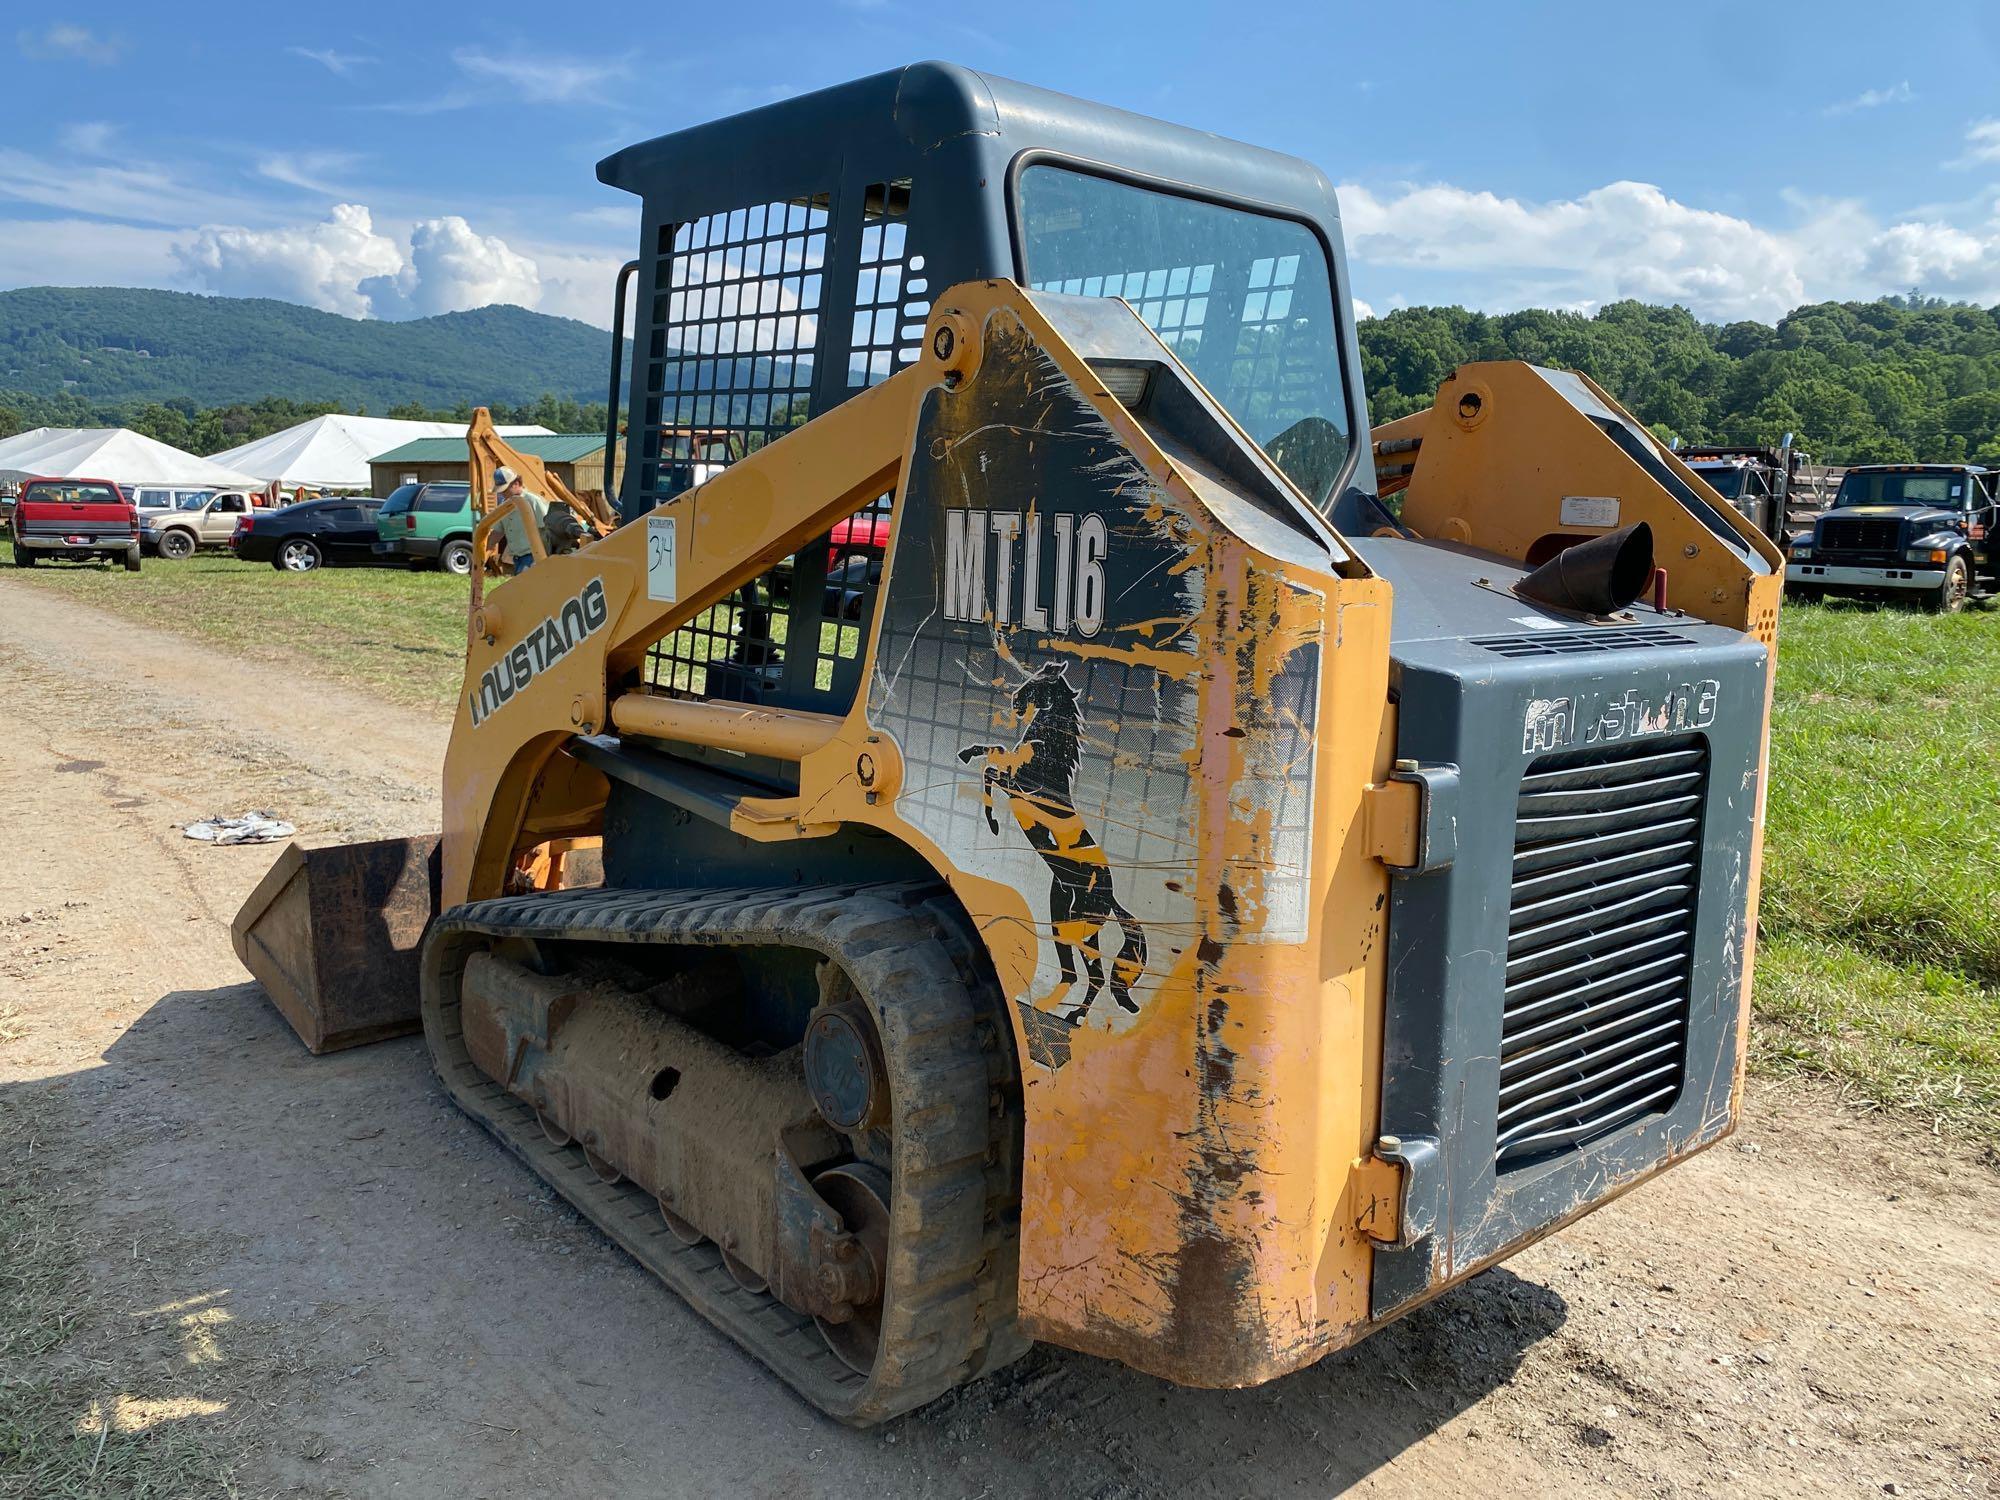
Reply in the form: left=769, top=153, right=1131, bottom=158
left=3, top=295, right=1997, bottom=468
left=1357, top=294, right=2000, bottom=465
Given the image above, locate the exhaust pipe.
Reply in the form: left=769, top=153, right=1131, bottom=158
left=1515, top=522, right=1655, bottom=616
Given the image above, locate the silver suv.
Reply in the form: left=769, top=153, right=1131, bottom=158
left=141, top=490, right=258, bottom=558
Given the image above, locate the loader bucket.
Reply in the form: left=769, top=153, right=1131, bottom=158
left=230, top=833, right=441, bottom=1054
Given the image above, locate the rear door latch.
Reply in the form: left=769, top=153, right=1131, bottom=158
left=1364, top=761, right=1459, bottom=874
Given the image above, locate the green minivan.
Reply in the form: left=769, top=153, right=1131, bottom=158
left=372, top=481, right=474, bottom=574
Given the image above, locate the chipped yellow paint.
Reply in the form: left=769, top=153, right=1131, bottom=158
left=1045, top=636, right=1204, bottom=680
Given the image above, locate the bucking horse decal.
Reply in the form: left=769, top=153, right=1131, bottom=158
left=958, top=660, right=1148, bottom=1024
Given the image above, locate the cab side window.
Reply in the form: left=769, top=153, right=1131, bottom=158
left=216, top=495, right=246, bottom=514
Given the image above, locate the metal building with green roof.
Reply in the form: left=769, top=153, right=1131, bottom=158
left=367, top=433, right=623, bottom=498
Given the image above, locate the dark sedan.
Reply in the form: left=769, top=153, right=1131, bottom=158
left=230, top=498, right=388, bottom=571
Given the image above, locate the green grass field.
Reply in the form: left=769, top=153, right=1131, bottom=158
left=1756, top=601, right=2000, bottom=1136
left=3, top=541, right=471, bottom=712
left=5, top=542, right=1996, bottom=1136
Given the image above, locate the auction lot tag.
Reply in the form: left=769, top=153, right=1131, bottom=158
left=647, top=514, right=678, bottom=602
left=1560, top=495, right=1620, bottom=528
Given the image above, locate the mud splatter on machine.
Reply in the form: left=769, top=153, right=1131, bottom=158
left=235, top=64, right=1783, bottom=1423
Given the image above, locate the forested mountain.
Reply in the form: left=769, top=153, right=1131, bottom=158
left=0, top=286, right=608, bottom=410
left=1, top=285, right=1996, bottom=467
left=1359, top=295, right=2000, bottom=465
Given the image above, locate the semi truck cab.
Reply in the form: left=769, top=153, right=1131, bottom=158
left=1786, top=463, right=1997, bottom=612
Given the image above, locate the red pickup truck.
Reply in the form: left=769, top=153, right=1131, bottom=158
left=9, top=476, right=141, bottom=571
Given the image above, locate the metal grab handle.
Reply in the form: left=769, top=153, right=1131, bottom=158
left=606, top=259, right=639, bottom=519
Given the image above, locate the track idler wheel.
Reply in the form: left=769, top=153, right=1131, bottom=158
left=810, top=1162, right=892, bottom=1374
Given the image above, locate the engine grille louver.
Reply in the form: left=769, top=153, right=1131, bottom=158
left=1472, top=628, right=1694, bottom=658
left=1497, top=735, right=1707, bottom=1169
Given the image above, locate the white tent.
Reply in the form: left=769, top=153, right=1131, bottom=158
left=207, top=415, right=552, bottom=490
left=0, top=427, right=261, bottom=488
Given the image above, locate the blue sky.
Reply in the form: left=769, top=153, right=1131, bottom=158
left=4, top=0, right=1998, bottom=328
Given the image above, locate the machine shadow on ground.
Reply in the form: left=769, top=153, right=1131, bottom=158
left=41, top=978, right=1572, bottom=1496
left=898, top=1266, right=1568, bottom=1493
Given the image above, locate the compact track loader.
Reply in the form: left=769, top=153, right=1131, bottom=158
left=234, top=63, right=1784, bottom=1423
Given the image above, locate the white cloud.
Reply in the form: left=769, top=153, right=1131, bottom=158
left=363, top=216, right=542, bottom=318
left=288, top=45, right=375, bottom=76
left=255, top=151, right=364, bottom=196
left=1340, top=179, right=1807, bottom=322
left=451, top=46, right=625, bottom=104
left=0, top=147, right=265, bottom=227
left=1341, top=177, right=2000, bottom=322
left=1351, top=298, right=1376, bottom=321
left=1826, top=80, right=1913, bottom=115
left=164, top=205, right=579, bottom=322
left=522, top=245, right=628, bottom=326
left=1951, top=119, right=2000, bottom=169
left=1797, top=194, right=2000, bottom=304
left=17, top=23, right=123, bottom=65
left=174, top=204, right=406, bottom=317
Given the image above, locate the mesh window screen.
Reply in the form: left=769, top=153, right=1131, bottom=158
left=1033, top=263, right=1217, bottom=356
left=844, top=181, right=928, bottom=387
left=638, top=184, right=910, bottom=709
left=812, top=487, right=897, bottom=698
left=638, top=196, right=831, bottom=504
left=639, top=195, right=830, bottom=702
left=642, top=575, right=788, bottom=704
left=1031, top=254, right=1310, bottom=432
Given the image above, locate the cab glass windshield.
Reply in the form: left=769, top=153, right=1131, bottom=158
left=1834, top=472, right=1958, bottom=507
left=1693, top=466, right=1745, bottom=500
left=1016, top=166, right=1352, bottom=507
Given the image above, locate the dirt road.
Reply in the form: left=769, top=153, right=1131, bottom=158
left=2, top=576, right=1996, bottom=1498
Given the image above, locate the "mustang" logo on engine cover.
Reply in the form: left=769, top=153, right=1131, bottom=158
left=1522, top=677, right=1719, bottom=755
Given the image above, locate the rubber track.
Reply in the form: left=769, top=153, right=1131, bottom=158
left=421, top=882, right=1028, bottom=1425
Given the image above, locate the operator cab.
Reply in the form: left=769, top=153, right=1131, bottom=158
left=595, top=61, right=1375, bottom=712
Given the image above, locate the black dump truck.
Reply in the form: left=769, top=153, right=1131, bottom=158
left=1785, top=463, right=1998, bottom=612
